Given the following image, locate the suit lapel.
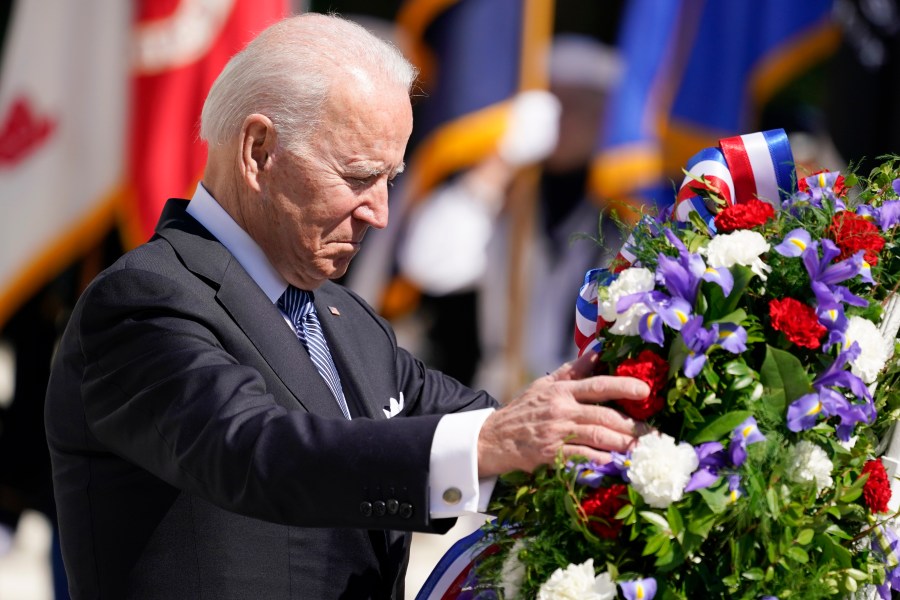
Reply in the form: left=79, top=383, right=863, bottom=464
left=313, top=284, right=389, bottom=420
left=216, top=261, right=345, bottom=419
left=155, top=200, right=344, bottom=419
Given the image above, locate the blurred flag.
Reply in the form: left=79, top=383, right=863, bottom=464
left=122, top=0, right=289, bottom=246
left=0, top=0, right=131, bottom=327
left=0, top=0, right=288, bottom=327
left=396, top=0, right=554, bottom=202
left=590, top=0, right=840, bottom=216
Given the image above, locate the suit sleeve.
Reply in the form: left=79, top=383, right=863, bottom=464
left=75, top=266, right=485, bottom=532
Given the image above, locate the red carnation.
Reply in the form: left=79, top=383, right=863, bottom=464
left=861, top=459, right=891, bottom=514
left=799, top=170, right=848, bottom=198
left=614, top=349, right=668, bottom=420
left=828, top=211, right=886, bottom=266
left=581, top=483, right=629, bottom=539
left=713, top=199, right=775, bottom=232
left=769, top=298, right=827, bottom=349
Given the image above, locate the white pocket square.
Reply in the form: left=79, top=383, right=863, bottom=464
left=383, top=392, right=404, bottom=418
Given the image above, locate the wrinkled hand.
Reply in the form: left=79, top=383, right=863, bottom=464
left=477, top=352, right=650, bottom=477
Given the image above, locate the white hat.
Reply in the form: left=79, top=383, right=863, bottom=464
left=549, top=33, right=623, bottom=91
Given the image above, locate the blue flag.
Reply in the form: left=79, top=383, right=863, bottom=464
left=397, top=0, right=553, bottom=201
left=591, top=0, right=840, bottom=214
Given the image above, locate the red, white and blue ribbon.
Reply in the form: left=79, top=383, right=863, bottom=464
left=675, top=128, right=794, bottom=230
left=575, top=129, right=795, bottom=357
left=414, top=526, right=496, bottom=600
left=575, top=268, right=607, bottom=356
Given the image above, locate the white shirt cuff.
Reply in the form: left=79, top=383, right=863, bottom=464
left=428, top=408, right=497, bottom=517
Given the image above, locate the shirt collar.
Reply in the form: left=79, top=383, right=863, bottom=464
left=186, top=183, right=288, bottom=303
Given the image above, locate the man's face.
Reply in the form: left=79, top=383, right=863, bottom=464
left=251, top=80, right=413, bottom=290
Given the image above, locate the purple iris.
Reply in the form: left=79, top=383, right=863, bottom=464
left=774, top=228, right=812, bottom=258
left=566, top=460, right=606, bottom=488
left=601, top=451, right=633, bottom=482
left=776, top=231, right=870, bottom=306
left=801, top=171, right=847, bottom=210
left=872, top=525, right=900, bottom=600
left=816, top=300, right=848, bottom=351
left=729, top=417, right=766, bottom=467
left=684, top=442, right=726, bottom=492
left=878, top=200, right=900, bottom=230
left=858, top=199, right=900, bottom=231
left=659, top=229, right=733, bottom=300
left=680, top=316, right=747, bottom=378
left=634, top=294, right=694, bottom=346
left=801, top=239, right=868, bottom=308
left=682, top=316, right=719, bottom=378
left=620, top=577, right=657, bottom=600
left=726, top=473, right=744, bottom=503
left=786, top=343, right=875, bottom=440
left=717, top=323, right=748, bottom=354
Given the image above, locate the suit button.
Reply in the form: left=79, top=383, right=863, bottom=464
left=399, top=503, right=413, bottom=519
left=386, top=499, right=399, bottom=515
left=360, top=502, right=373, bottom=517
left=373, top=501, right=387, bottom=517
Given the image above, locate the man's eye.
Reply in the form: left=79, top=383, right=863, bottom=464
left=348, top=176, right=375, bottom=187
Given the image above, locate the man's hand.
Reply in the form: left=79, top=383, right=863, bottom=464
left=477, top=351, right=650, bottom=478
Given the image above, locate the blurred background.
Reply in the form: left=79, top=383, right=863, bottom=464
left=0, top=0, right=897, bottom=598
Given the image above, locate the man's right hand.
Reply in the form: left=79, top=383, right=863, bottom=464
left=476, top=351, right=651, bottom=478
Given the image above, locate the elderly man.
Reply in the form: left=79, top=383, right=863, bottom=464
left=45, top=13, right=647, bottom=600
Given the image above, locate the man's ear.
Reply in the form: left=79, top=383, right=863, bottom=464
left=239, top=113, right=276, bottom=192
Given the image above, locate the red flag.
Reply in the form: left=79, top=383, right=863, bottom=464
left=122, top=0, right=289, bottom=246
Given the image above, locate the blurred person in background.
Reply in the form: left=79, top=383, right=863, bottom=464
left=395, top=34, right=625, bottom=401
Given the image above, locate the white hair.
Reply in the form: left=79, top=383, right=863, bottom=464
left=200, top=13, right=417, bottom=154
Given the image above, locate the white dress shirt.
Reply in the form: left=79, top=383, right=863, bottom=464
left=186, top=184, right=495, bottom=516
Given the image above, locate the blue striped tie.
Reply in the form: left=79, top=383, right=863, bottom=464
left=278, top=286, right=351, bottom=420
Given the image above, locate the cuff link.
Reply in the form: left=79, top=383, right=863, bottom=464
left=442, top=487, right=462, bottom=505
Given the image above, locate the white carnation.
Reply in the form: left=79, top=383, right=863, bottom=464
left=703, top=230, right=771, bottom=280
left=628, top=432, right=699, bottom=509
left=786, top=440, right=833, bottom=493
left=844, top=316, right=890, bottom=384
left=537, top=559, right=616, bottom=600
left=597, top=267, right=655, bottom=336
left=500, top=539, right=528, bottom=599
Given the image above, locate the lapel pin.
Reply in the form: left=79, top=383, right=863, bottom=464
left=328, top=306, right=341, bottom=316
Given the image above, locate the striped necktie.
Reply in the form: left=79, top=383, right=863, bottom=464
left=277, top=286, right=351, bottom=420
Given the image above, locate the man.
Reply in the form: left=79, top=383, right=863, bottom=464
left=45, top=13, right=648, bottom=599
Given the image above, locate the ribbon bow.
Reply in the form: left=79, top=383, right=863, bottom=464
left=574, top=129, right=796, bottom=357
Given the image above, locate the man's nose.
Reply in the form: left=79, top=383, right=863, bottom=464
left=354, top=181, right=389, bottom=229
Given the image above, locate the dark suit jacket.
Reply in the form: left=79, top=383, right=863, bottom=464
left=45, top=199, right=497, bottom=599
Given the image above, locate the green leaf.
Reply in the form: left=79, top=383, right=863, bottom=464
left=725, top=360, right=751, bottom=376
left=689, top=410, right=752, bottom=444
left=839, top=488, right=863, bottom=503
left=698, top=487, right=729, bottom=514
left=711, top=308, right=748, bottom=326
left=667, top=504, right=684, bottom=542
left=643, top=532, right=667, bottom=556
left=640, top=510, right=671, bottom=532
left=786, top=546, right=809, bottom=563
left=742, top=568, right=765, bottom=581
left=759, top=345, right=812, bottom=412
left=514, top=486, right=530, bottom=503
left=685, top=507, right=717, bottom=538
left=614, top=504, right=633, bottom=520
left=705, top=265, right=753, bottom=319
left=796, top=528, right=814, bottom=545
